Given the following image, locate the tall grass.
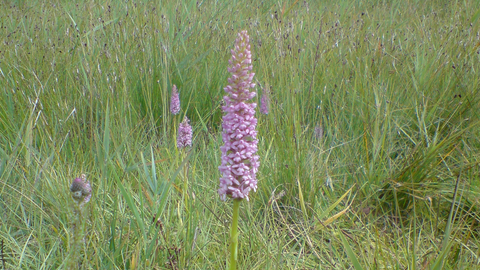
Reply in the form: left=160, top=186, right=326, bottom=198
left=1, top=0, right=479, bottom=269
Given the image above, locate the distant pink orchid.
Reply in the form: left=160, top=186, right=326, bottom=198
left=170, top=85, right=180, bottom=115
left=314, top=125, right=324, bottom=140
left=218, top=30, right=259, bottom=201
left=177, top=116, right=192, bottom=149
left=260, top=87, right=269, bottom=115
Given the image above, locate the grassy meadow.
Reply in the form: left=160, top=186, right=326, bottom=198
left=1, top=0, right=480, bottom=269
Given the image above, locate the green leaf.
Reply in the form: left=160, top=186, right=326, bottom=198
left=339, top=232, right=365, bottom=270
left=118, top=180, right=146, bottom=238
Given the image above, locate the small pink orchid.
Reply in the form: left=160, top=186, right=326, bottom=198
left=170, top=85, right=180, bottom=115
left=260, top=87, right=269, bottom=115
left=177, top=116, right=192, bottom=149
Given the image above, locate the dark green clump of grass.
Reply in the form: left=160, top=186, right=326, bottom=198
left=0, top=0, right=479, bottom=269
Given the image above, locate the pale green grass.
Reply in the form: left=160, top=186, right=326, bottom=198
left=1, top=0, right=480, bottom=269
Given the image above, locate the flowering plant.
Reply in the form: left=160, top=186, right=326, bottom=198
left=218, top=30, right=259, bottom=202
left=219, top=30, right=259, bottom=270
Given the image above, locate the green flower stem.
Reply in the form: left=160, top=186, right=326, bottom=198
left=173, top=115, right=178, bottom=144
left=183, top=150, right=189, bottom=213
left=67, top=202, right=84, bottom=270
left=229, top=199, right=241, bottom=270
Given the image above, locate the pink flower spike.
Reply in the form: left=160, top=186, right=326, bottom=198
left=170, top=85, right=180, bottom=115
left=218, top=30, right=259, bottom=201
left=177, top=116, right=192, bottom=149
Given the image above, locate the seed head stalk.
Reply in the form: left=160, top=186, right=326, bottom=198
left=67, top=202, right=84, bottom=269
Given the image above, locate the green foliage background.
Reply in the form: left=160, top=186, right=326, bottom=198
left=1, top=0, right=479, bottom=269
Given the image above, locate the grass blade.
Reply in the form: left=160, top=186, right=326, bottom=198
left=338, top=231, right=365, bottom=270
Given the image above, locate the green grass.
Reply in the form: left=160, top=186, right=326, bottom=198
left=1, top=0, right=480, bottom=269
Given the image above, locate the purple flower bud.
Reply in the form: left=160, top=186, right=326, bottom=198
left=177, top=116, right=192, bottom=149
left=170, top=85, right=180, bottom=115
left=218, top=30, right=259, bottom=201
left=70, top=174, right=91, bottom=204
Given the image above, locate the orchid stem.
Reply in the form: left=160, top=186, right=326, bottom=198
left=229, top=199, right=241, bottom=270
left=183, top=150, right=189, bottom=213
